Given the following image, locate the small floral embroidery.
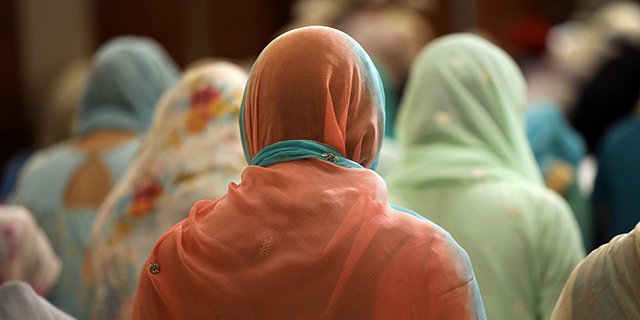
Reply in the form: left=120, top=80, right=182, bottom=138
left=149, top=262, right=161, bottom=274
left=260, top=237, right=274, bottom=257
left=322, top=153, right=339, bottom=162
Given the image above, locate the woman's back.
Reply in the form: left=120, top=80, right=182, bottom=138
left=390, top=180, right=583, bottom=320
left=10, top=139, right=139, bottom=316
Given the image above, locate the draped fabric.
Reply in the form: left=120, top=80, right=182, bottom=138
left=132, top=26, right=485, bottom=320
left=84, top=62, right=248, bottom=320
left=526, top=102, right=593, bottom=249
left=0, top=206, right=61, bottom=296
left=240, top=26, right=384, bottom=169
left=10, top=36, right=179, bottom=319
left=552, top=222, right=640, bottom=320
left=78, top=36, right=180, bottom=136
left=387, top=34, right=584, bottom=320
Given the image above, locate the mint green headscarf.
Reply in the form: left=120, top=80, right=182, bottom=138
left=391, top=34, right=542, bottom=187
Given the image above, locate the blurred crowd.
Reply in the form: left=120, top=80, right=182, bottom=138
left=2, top=0, right=640, bottom=319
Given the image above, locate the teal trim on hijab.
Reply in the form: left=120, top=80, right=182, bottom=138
left=77, top=36, right=180, bottom=136
left=250, top=140, right=365, bottom=169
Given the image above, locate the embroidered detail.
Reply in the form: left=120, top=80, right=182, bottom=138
left=149, top=262, right=161, bottom=274
left=509, top=208, right=521, bottom=220
left=260, top=237, right=274, bottom=257
left=322, top=153, right=339, bottom=162
left=472, top=167, right=488, bottom=180
left=434, top=111, right=452, bottom=127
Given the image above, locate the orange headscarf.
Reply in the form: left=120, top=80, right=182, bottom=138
left=131, top=26, right=485, bottom=320
left=241, top=26, right=384, bottom=168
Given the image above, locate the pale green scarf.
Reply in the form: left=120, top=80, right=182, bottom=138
left=388, top=34, right=542, bottom=189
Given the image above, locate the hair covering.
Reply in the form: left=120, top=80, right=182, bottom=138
left=571, top=39, right=640, bottom=153
left=77, top=36, right=180, bottom=136
left=83, top=61, right=248, bottom=320
left=392, top=34, right=542, bottom=187
left=592, top=116, right=640, bottom=244
left=7, top=36, right=178, bottom=319
left=132, top=26, right=485, bottom=320
left=240, top=26, right=384, bottom=168
left=0, top=282, right=75, bottom=320
left=0, top=206, right=61, bottom=296
left=552, top=221, right=640, bottom=320
left=387, top=34, right=585, bottom=320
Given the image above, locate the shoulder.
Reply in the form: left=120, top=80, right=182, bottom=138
left=599, top=117, right=640, bottom=156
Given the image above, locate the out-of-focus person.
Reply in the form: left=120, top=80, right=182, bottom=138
left=387, top=34, right=585, bottom=320
left=551, top=221, right=640, bottom=320
left=9, top=36, right=180, bottom=319
left=0, top=205, right=61, bottom=295
left=592, top=106, right=640, bottom=245
left=131, top=26, right=485, bottom=320
left=83, top=61, right=248, bottom=320
left=526, top=101, right=593, bottom=250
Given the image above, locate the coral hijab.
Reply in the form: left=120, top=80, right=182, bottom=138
left=240, top=26, right=384, bottom=168
left=131, top=26, right=485, bottom=320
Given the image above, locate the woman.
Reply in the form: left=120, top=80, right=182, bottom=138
left=526, top=102, right=593, bottom=250
left=386, top=34, right=584, bottom=320
left=10, top=36, right=179, bottom=318
left=552, top=221, right=640, bottom=319
left=592, top=114, right=640, bottom=244
left=131, top=26, right=485, bottom=320
left=84, top=61, right=248, bottom=320
left=0, top=205, right=61, bottom=295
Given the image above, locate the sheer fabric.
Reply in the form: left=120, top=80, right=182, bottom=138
left=387, top=34, right=584, bottom=320
left=84, top=62, right=248, bottom=320
left=132, top=26, right=485, bottom=320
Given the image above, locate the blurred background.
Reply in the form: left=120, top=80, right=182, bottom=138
left=0, top=0, right=634, bottom=170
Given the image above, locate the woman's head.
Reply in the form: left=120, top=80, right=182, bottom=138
left=241, top=26, right=385, bottom=169
left=77, top=36, right=180, bottom=136
left=118, top=61, right=248, bottom=219
left=398, top=34, right=537, bottom=179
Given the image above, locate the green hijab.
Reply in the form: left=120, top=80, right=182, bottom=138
left=390, top=34, right=542, bottom=188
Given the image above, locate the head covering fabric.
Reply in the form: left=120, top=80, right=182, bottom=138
left=0, top=206, right=61, bottom=296
left=78, top=36, right=180, bottom=136
left=387, top=34, right=585, bottom=320
left=0, top=282, right=75, bottom=320
left=132, top=26, right=485, bottom=320
left=551, top=221, right=640, bottom=320
left=83, top=62, right=248, bottom=320
left=240, top=26, right=385, bottom=169
left=393, top=34, right=542, bottom=188
left=6, top=36, right=177, bottom=319
left=571, top=40, right=640, bottom=153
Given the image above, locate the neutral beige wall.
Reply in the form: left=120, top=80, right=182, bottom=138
left=16, top=0, right=95, bottom=122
